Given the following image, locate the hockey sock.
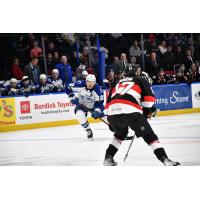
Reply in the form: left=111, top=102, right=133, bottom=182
left=75, top=110, right=90, bottom=131
left=81, top=121, right=90, bottom=131
left=106, top=138, right=122, bottom=157
left=154, top=148, right=168, bottom=163
left=149, top=140, right=168, bottom=162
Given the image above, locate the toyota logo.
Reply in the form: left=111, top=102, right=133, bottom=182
left=22, top=104, right=29, bottom=111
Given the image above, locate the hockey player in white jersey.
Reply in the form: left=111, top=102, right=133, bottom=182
left=67, top=74, right=105, bottom=140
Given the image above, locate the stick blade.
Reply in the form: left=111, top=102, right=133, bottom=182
left=124, top=153, right=128, bottom=162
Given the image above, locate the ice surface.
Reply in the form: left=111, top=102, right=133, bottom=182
left=0, top=113, right=200, bottom=166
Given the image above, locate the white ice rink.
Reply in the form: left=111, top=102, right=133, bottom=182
left=0, top=113, right=200, bottom=166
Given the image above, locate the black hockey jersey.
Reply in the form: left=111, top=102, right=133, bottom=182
left=104, top=77, right=156, bottom=116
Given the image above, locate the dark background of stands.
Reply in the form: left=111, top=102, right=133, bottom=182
left=0, top=33, right=200, bottom=83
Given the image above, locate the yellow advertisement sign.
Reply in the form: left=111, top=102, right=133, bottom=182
left=0, top=98, right=16, bottom=128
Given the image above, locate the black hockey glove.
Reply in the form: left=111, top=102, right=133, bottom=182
left=151, top=106, right=157, bottom=117
left=143, top=107, right=152, bottom=119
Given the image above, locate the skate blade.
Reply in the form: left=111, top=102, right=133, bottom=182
left=87, top=137, right=93, bottom=141
left=103, top=162, right=118, bottom=166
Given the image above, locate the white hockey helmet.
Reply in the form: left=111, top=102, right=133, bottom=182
left=82, top=70, right=88, bottom=76
left=40, top=74, right=47, bottom=80
left=86, top=74, right=96, bottom=83
left=22, top=76, right=29, bottom=81
left=52, top=69, right=59, bottom=74
left=10, top=78, right=17, bottom=83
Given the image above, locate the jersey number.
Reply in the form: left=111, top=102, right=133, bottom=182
left=115, top=82, right=135, bottom=95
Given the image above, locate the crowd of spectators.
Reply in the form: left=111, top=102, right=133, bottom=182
left=0, top=33, right=200, bottom=97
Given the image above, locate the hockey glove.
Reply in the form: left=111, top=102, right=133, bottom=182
left=151, top=106, right=157, bottom=117
left=143, top=107, right=152, bottom=119
left=69, top=93, right=79, bottom=105
left=92, top=108, right=104, bottom=119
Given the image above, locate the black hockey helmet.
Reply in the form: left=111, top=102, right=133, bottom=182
left=124, top=64, right=136, bottom=77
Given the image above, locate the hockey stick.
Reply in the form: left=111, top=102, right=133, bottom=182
left=124, top=133, right=136, bottom=162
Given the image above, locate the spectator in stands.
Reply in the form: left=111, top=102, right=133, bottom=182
left=146, top=52, right=160, bottom=79
left=38, top=52, right=45, bottom=73
left=2, top=78, right=20, bottom=96
left=104, top=69, right=115, bottom=88
left=56, top=36, right=68, bottom=55
left=48, top=69, right=64, bottom=92
left=165, top=46, right=175, bottom=70
left=153, top=68, right=169, bottom=85
left=46, top=53, right=54, bottom=75
left=30, top=41, right=42, bottom=58
left=2, top=33, right=200, bottom=86
left=171, top=69, right=188, bottom=84
left=11, top=58, right=24, bottom=80
left=76, top=64, right=87, bottom=80
left=35, top=74, right=53, bottom=94
left=186, top=63, right=200, bottom=83
left=175, top=46, right=184, bottom=64
left=113, top=53, right=129, bottom=74
left=179, top=64, right=187, bottom=75
left=24, top=57, right=41, bottom=84
left=19, top=76, right=34, bottom=97
left=158, top=40, right=167, bottom=54
left=113, top=56, right=119, bottom=63
left=62, top=33, right=76, bottom=46
left=52, top=51, right=60, bottom=66
left=184, top=50, right=194, bottom=71
left=158, top=40, right=168, bottom=67
left=47, top=42, right=57, bottom=54
left=80, top=50, right=89, bottom=67
left=55, top=55, right=73, bottom=84
left=107, top=56, right=119, bottom=71
left=90, top=50, right=99, bottom=74
left=130, top=56, right=137, bottom=67
left=73, top=51, right=81, bottom=66
left=129, top=40, right=141, bottom=59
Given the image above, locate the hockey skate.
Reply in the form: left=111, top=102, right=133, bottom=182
left=86, top=128, right=93, bottom=140
left=103, top=154, right=117, bottom=166
left=163, top=158, right=180, bottom=166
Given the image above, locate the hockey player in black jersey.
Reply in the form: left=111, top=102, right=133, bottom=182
left=133, top=64, right=157, bottom=117
left=103, top=65, right=180, bottom=166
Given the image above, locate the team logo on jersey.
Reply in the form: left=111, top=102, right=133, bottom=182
left=20, top=101, right=30, bottom=114
left=83, top=95, right=94, bottom=103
